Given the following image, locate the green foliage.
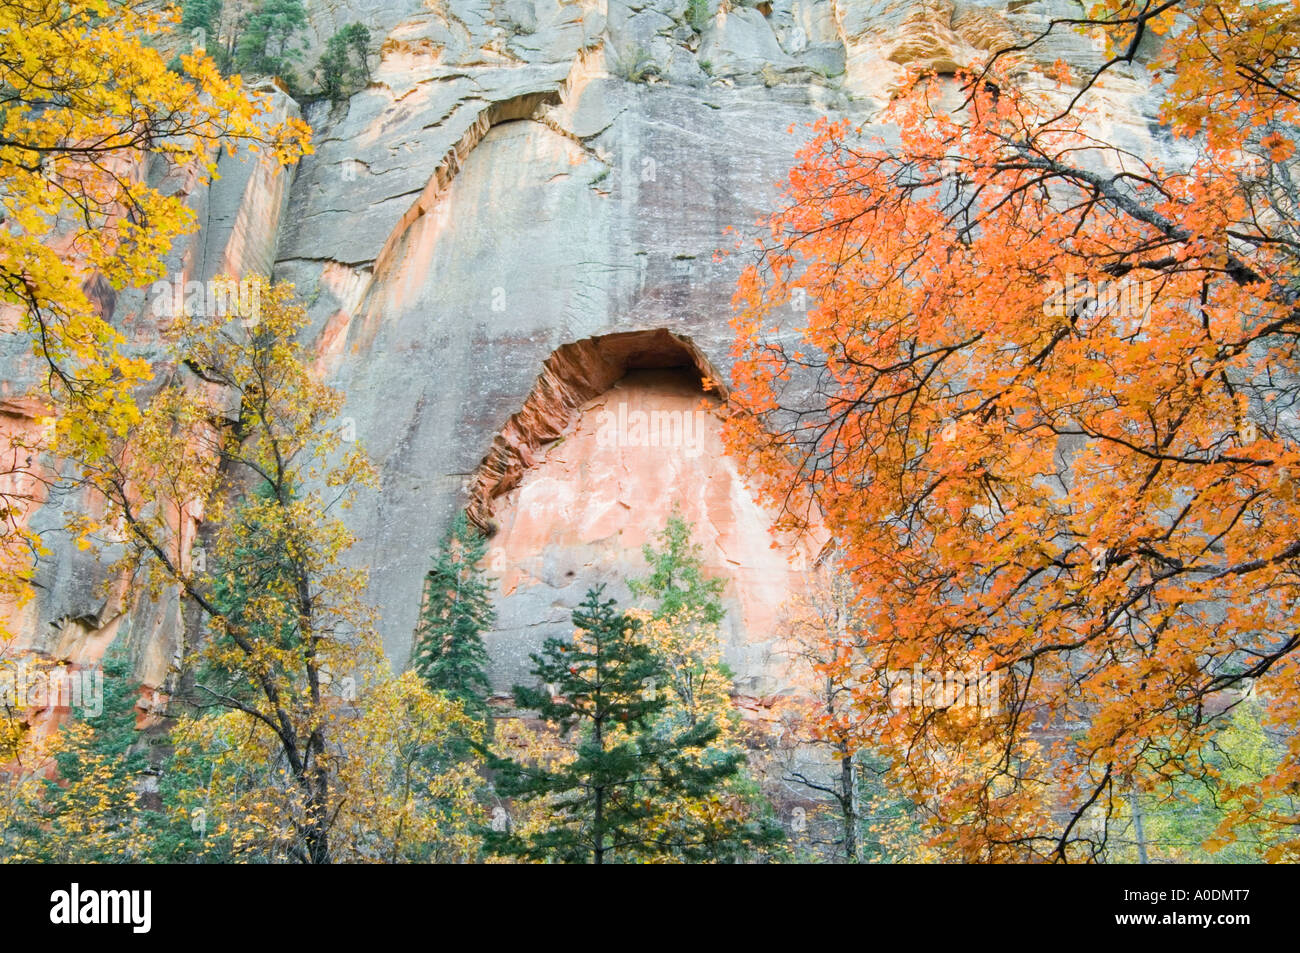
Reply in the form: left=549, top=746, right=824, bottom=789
left=193, top=484, right=303, bottom=713
left=234, top=0, right=307, bottom=82
left=852, top=750, right=925, bottom=862
left=486, top=586, right=751, bottom=863
left=180, top=0, right=230, bottom=72
left=686, top=0, right=710, bottom=34
left=629, top=508, right=726, bottom=625
left=316, top=22, right=371, bottom=104
left=150, top=733, right=240, bottom=863
left=1115, top=700, right=1288, bottom=862
left=630, top=512, right=783, bottom=861
left=617, top=44, right=656, bottom=84
left=413, top=512, right=494, bottom=722
left=146, top=488, right=330, bottom=858
left=181, top=0, right=221, bottom=34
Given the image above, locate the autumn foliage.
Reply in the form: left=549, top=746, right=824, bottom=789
left=726, top=0, right=1300, bottom=860
left=0, top=0, right=309, bottom=641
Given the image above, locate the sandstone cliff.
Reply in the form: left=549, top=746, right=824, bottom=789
left=3, top=0, right=1171, bottom=697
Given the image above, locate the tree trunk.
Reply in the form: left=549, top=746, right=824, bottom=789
left=594, top=785, right=604, bottom=865
left=841, top=753, right=858, bottom=863
left=1129, top=788, right=1148, bottom=865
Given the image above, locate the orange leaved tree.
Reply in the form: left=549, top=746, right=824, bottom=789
left=727, top=0, right=1300, bottom=861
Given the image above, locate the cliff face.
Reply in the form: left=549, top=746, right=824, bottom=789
left=1, top=83, right=300, bottom=690
left=5, top=0, right=1170, bottom=692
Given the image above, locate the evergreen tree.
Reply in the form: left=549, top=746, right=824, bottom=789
left=151, top=740, right=238, bottom=863
left=343, top=22, right=371, bottom=76
left=179, top=0, right=229, bottom=72
left=486, top=586, right=751, bottom=863
left=233, top=0, right=307, bottom=81
left=316, top=22, right=371, bottom=104
left=143, top=486, right=302, bottom=864
left=180, top=482, right=306, bottom=717
left=412, top=512, right=494, bottom=721
left=316, top=33, right=350, bottom=104
left=630, top=511, right=784, bottom=861
left=180, top=0, right=222, bottom=36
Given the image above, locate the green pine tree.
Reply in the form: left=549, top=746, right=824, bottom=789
left=629, top=510, right=784, bottom=861
left=233, top=0, right=307, bottom=82
left=316, top=23, right=371, bottom=104
left=343, top=22, right=371, bottom=77
left=144, top=486, right=308, bottom=863
left=486, top=586, right=752, bottom=863
left=179, top=0, right=230, bottom=73
left=412, top=512, right=494, bottom=721
left=196, top=484, right=304, bottom=711
left=151, top=742, right=238, bottom=863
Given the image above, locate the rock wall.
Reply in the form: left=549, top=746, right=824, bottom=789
left=483, top=362, right=824, bottom=692
left=1, top=85, right=301, bottom=690
left=4, top=0, right=1172, bottom=694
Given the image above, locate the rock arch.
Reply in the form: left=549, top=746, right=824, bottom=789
left=465, top=328, right=725, bottom=533
left=369, top=89, right=564, bottom=285
left=468, top=329, right=823, bottom=696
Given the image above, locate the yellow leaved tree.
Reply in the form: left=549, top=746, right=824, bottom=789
left=626, top=515, right=783, bottom=861
left=69, top=278, right=483, bottom=863
left=0, top=0, right=310, bottom=643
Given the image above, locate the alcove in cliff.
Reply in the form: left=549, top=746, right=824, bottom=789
left=468, top=329, right=824, bottom=697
